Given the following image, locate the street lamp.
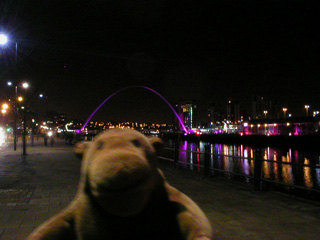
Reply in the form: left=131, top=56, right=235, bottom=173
left=305, top=105, right=310, bottom=117
left=263, top=110, right=268, bottom=118
left=0, top=33, right=17, bottom=64
left=1, top=33, right=20, bottom=151
left=1, top=34, right=32, bottom=155
left=283, top=108, right=287, bottom=118
left=7, top=81, right=29, bottom=153
left=2, top=103, right=9, bottom=110
left=20, top=82, right=29, bottom=156
left=0, top=33, right=8, bottom=45
left=22, top=82, right=29, bottom=89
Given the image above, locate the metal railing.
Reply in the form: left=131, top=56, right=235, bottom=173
left=158, top=144, right=320, bottom=196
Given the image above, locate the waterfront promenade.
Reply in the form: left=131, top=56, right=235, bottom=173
left=0, top=138, right=320, bottom=239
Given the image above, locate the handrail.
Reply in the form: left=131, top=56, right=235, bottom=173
left=163, top=146, right=320, bottom=168
left=159, top=145, right=320, bottom=195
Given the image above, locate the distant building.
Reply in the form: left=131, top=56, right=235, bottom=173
left=207, top=104, right=216, bottom=127
left=226, top=100, right=240, bottom=124
left=252, top=95, right=279, bottom=119
left=176, top=100, right=196, bottom=130
left=43, top=111, right=67, bottom=130
left=243, top=116, right=320, bottom=136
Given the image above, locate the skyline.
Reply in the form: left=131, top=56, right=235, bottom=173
left=27, top=89, right=320, bottom=127
left=0, top=0, right=319, bottom=124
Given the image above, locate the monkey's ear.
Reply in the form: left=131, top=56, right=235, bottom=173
left=74, top=141, right=91, bottom=159
left=149, top=137, right=163, bottom=154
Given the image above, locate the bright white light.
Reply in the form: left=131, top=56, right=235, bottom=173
left=2, top=103, right=9, bottom=109
left=47, top=131, right=53, bottom=137
left=22, top=82, right=29, bottom=89
left=0, top=127, right=5, bottom=146
left=65, top=123, right=75, bottom=132
left=0, top=34, right=8, bottom=45
left=7, top=81, right=13, bottom=86
left=39, top=94, right=44, bottom=98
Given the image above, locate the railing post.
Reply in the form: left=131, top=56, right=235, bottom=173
left=173, top=138, right=179, bottom=169
left=204, top=144, right=210, bottom=177
left=253, top=148, right=263, bottom=191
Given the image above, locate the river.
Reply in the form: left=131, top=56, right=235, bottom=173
left=161, top=139, right=320, bottom=198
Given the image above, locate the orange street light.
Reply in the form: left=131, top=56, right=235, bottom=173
left=305, top=105, right=310, bottom=116
left=2, top=103, right=9, bottom=110
left=282, top=107, right=287, bottom=118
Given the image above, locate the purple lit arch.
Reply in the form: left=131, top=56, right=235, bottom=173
left=80, top=86, right=188, bottom=133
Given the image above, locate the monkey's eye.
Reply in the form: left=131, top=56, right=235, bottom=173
left=131, top=139, right=141, bottom=147
left=96, top=141, right=104, bottom=150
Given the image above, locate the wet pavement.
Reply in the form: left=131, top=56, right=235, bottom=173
left=0, top=138, right=320, bottom=239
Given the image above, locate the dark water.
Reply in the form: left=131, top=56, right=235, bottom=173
left=162, top=139, right=320, bottom=193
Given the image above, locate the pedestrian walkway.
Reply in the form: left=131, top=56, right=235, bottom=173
left=0, top=138, right=320, bottom=239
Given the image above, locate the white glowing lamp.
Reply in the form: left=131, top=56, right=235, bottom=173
left=0, top=33, right=8, bottom=45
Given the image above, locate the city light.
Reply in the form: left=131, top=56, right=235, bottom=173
left=282, top=108, right=287, bottom=118
left=305, top=105, right=310, bottom=116
left=1, top=103, right=9, bottom=115
left=22, top=82, right=29, bottom=89
left=2, top=103, right=9, bottom=110
left=0, top=127, right=5, bottom=146
left=0, top=33, right=8, bottom=45
left=263, top=110, right=268, bottom=118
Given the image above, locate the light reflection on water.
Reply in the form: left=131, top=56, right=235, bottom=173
left=164, top=140, right=320, bottom=190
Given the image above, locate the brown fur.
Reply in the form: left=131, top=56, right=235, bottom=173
left=27, top=129, right=212, bottom=240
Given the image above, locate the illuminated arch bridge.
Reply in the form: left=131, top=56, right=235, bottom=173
left=80, top=86, right=188, bottom=133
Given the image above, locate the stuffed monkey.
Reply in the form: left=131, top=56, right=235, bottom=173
left=27, top=129, right=212, bottom=240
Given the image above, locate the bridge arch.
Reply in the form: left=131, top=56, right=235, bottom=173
left=80, top=86, right=187, bottom=133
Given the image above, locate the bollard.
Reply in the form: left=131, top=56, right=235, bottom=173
left=204, top=145, right=211, bottom=177
left=173, top=138, right=179, bottom=169
left=253, top=148, right=263, bottom=191
left=31, top=131, right=34, bottom=146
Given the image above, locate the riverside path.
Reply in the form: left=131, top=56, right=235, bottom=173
left=0, top=138, right=320, bottom=240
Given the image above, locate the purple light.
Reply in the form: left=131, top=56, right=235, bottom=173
left=80, top=86, right=188, bottom=133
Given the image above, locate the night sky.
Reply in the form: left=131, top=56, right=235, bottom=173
left=0, top=0, right=319, bottom=124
